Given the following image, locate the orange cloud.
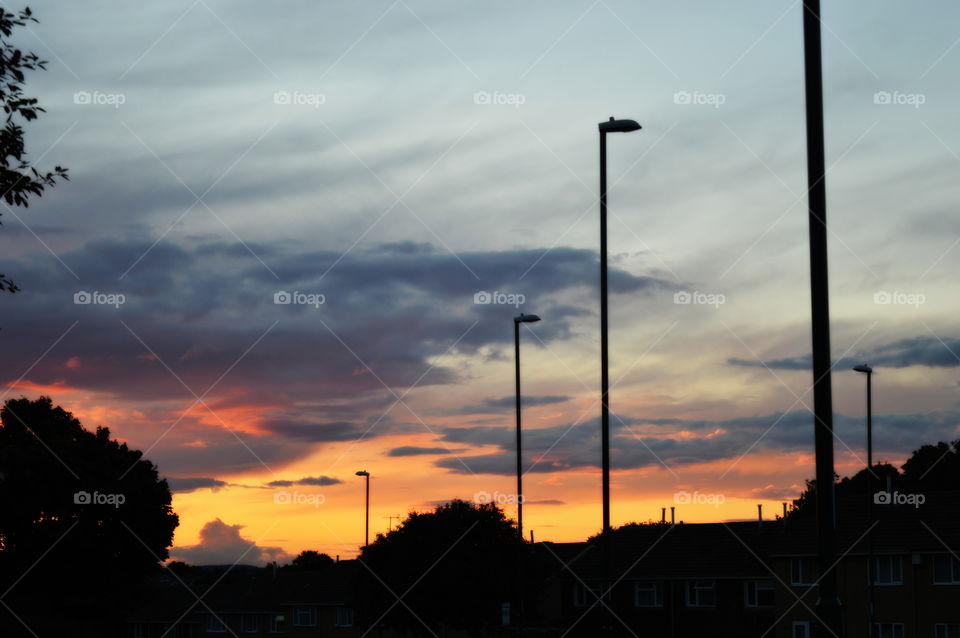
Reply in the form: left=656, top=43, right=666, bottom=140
left=4, top=379, right=78, bottom=393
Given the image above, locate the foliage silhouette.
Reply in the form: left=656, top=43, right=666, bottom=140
left=0, top=396, right=178, bottom=636
left=357, top=499, right=534, bottom=637
left=789, top=438, right=960, bottom=516
left=287, top=549, right=335, bottom=571
left=0, top=6, right=69, bottom=293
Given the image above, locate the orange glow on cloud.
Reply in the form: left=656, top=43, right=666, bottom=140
left=5, top=379, right=78, bottom=393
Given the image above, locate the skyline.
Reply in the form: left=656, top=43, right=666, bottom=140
left=3, top=0, right=960, bottom=563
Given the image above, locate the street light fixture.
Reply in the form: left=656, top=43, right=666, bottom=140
left=598, top=116, right=641, bottom=537
left=355, top=470, right=370, bottom=549
left=514, top=313, right=541, bottom=542
left=597, top=117, right=640, bottom=634
left=853, top=364, right=874, bottom=470
left=853, top=362, right=875, bottom=626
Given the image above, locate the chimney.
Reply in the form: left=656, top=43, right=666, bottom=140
left=757, top=504, right=763, bottom=528
left=670, top=506, right=675, bottom=525
left=335, top=555, right=339, bottom=563
left=661, top=507, right=666, bottom=523
left=529, top=530, right=535, bottom=543
left=782, top=502, right=788, bottom=519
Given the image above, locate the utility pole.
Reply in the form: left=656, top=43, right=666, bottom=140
left=801, top=1, right=842, bottom=635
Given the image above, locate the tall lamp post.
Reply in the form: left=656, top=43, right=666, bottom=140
left=598, top=117, right=641, bottom=634
left=597, top=116, right=641, bottom=536
left=514, top=313, right=541, bottom=542
left=853, top=363, right=874, bottom=626
left=355, top=470, right=370, bottom=548
left=853, top=364, right=873, bottom=470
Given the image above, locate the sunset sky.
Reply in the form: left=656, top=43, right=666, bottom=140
left=2, top=0, right=960, bottom=563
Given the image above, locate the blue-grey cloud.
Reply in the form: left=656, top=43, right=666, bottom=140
left=435, top=410, right=960, bottom=475
left=447, top=394, right=570, bottom=415
left=165, top=477, right=228, bottom=493
left=387, top=446, right=462, bottom=457
left=265, top=475, right=342, bottom=487
left=727, top=335, right=960, bottom=371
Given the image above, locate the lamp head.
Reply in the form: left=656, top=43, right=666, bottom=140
left=355, top=470, right=369, bottom=477
left=852, top=364, right=873, bottom=374
left=514, top=313, right=541, bottom=324
left=599, top=116, right=642, bottom=133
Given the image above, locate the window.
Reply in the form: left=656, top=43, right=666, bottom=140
left=293, top=607, right=316, bottom=627
left=241, top=614, right=259, bottom=633
left=744, top=580, right=774, bottom=607
left=936, top=624, right=960, bottom=638
left=684, top=580, right=715, bottom=607
left=934, top=555, right=960, bottom=584
left=335, top=607, right=354, bottom=627
left=206, top=616, right=227, bottom=633
left=573, top=582, right=603, bottom=607
left=870, top=622, right=904, bottom=638
left=869, top=556, right=903, bottom=585
left=792, top=621, right=811, bottom=638
left=269, top=615, right=284, bottom=634
left=790, top=558, right=818, bottom=585
left=633, top=581, right=663, bottom=608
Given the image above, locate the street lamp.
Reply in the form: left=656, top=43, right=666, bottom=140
left=355, top=470, right=370, bottom=548
left=514, top=313, right=541, bottom=542
left=598, top=116, right=641, bottom=536
left=853, top=364, right=873, bottom=470
left=853, top=362, right=875, bottom=626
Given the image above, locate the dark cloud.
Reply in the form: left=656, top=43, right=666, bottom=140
left=435, top=410, right=960, bottom=476
left=387, top=446, right=462, bottom=457
left=260, top=420, right=367, bottom=443
left=165, top=477, right=228, bottom=493
left=448, top=394, right=570, bottom=415
left=727, top=335, right=960, bottom=371
left=870, top=336, right=960, bottom=368
left=264, top=476, right=342, bottom=487
left=0, top=238, right=673, bottom=477
left=727, top=355, right=811, bottom=370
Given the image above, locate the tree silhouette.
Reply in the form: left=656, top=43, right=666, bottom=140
left=358, top=499, right=530, bottom=637
left=0, top=397, right=178, bottom=636
left=789, top=439, right=960, bottom=516
left=287, top=549, right=335, bottom=570
left=0, top=6, right=69, bottom=293
left=901, top=439, right=960, bottom=489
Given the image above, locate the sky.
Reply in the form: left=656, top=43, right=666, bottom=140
left=2, top=0, right=960, bottom=563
